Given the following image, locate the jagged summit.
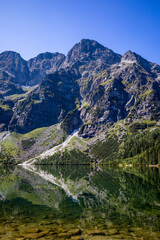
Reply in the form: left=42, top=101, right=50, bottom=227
left=0, top=50, right=22, bottom=58
left=74, top=38, right=106, bottom=52
left=122, top=50, right=137, bottom=62
left=62, top=38, right=121, bottom=67
left=27, top=52, right=65, bottom=85
left=121, top=50, right=153, bottom=72
left=29, top=51, right=64, bottom=61
left=0, top=50, right=30, bottom=85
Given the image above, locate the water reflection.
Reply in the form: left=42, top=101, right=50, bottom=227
left=0, top=165, right=160, bottom=239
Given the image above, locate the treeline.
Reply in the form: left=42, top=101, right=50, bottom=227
left=36, top=149, right=91, bottom=165
left=91, top=128, right=160, bottom=165
left=0, top=149, right=16, bottom=164
left=91, top=135, right=119, bottom=161
left=120, top=129, right=160, bottom=165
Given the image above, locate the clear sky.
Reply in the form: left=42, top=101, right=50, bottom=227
left=0, top=0, right=159, bottom=64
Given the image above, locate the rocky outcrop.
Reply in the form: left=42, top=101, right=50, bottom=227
left=0, top=100, right=14, bottom=130
left=9, top=69, right=81, bottom=133
left=27, top=52, right=65, bottom=85
left=0, top=51, right=30, bottom=85
left=0, top=70, right=24, bottom=98
left=79, top=77, right=130, bottom=137
left=62, top=39, right=121, bottom=68
left=61, top=109, right=82, bottom=134
left=0, top=51, right=65, bottom=86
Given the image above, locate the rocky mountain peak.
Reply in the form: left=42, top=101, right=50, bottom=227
left=65, top=38, right=106, bottom=63
left=0, top=51, right=30, bottom=85
left=0, top=50, right=21, bottom=59
left=121, top=50, right=153, bottom=73
left=27, top=52, right=65, bottom=85
left=28, top=52, right=65, bottom=63
left=121, top=50, right=139, bottom=62
left=62, top=39, right=121, bottom=68
left=75, top=39, right=106, bottom=53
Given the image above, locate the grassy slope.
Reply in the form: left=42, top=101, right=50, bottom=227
left=0, top=119, right=160, bottom=166
left=0, top=124, right=67, bottom=164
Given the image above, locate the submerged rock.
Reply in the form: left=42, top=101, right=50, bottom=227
left=58, top=228, right=81, bottom=238
left=86, top=229, right=105, bottom=235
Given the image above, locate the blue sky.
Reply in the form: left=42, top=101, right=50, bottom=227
left=0, top=0, right=159, bottom=64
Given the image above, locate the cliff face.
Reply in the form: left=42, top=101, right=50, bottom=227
left=0, top=51, right=30, bottom=85
left=27, top=52, right=66, bottom=85
left=0, top=39, right=160, bottom=138
left=0, top=51, right=65, bottom=86
left=9, top=69, right=81, bottom=133
left=75, top=47, right=160, bottom=137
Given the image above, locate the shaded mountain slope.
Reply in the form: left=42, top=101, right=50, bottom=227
left=9, top=68, right=81, bottom=133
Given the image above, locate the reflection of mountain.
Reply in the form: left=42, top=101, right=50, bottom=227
left=0, top=166, right=75, bottom=210
left=0, top=165, right=160, bottom=230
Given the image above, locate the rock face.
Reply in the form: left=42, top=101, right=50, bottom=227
left=0, top=70, right=24, bottom=96
left=79, top=77, right=130, bottom=137
left=0, top=51, right=65, bottom=86
left=9, top=69, right=81, bottom=133
left=27, top=52, right=65, bottom=85
left=0, top=39, right=160, bottom=137
left=61, top=109, right=82, bottom=135
left=0, top=99, right=14, bottom=131
left=0, top=51, right=30, bottom=85
left=62, top=39, right=121, bottom=68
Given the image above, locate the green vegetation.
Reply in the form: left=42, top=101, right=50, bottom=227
left=79, top=122, right=93, bottom=133
left=10, top=93, right=28, bottom=101
left=70, top=136, right=87, bottom=147
left=61, top=110, right=75, bottom=133
left=0, top=134, right=22, bottom=163
left=91, top=121, right=160, bottom=166
left=36, top=149, right=91, bottom=165
left=129, top=120, right=156, bottom=133
left=0, top=117, right=159, bottom=167
left=21, top=139, right=36, bottom=150
left=75, top=97, right=80, bottom=108
left=82, top=101, right=90, bottom=109
left=99, top=79, right=112, bottom=86
left=0, top=103, right=11, bottom=110
left=23, top=127, right=46, bottom=139
left=118, top=129, right=160, bottom=165
left=0, top=149, right=16, bottom=164
left=139, top=89, right=154, bottom=99
left=0, top=124, right=67, bottom=163
left=91, top=134, right=119, bottom=161
left=95, top=70, right=109, bottom=80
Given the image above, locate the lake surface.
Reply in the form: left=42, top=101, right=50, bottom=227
left=0, top=165, right=160, bottom=240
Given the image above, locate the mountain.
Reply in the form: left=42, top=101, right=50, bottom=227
left=0, top=39, right=160, bottom=165
left=27, top=52, right=65, bottom=85
left=0, top=50, right=65, bottom=86
left=9, top=68, right=81, bottom=133
left=61, top=39, right=121, bottom=68
left=0, top=51, right=30, bottom=85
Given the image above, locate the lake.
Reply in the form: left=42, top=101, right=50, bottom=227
left=0, top=165, right=160, bottom=239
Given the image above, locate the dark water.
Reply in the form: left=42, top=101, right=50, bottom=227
left=0, top=165, right=160, bottom=239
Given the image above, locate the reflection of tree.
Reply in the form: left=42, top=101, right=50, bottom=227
left=0, top=165, right=159, bottom=231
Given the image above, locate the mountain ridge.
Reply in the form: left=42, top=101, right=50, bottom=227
left=0, top=39, right=160, bottom=165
